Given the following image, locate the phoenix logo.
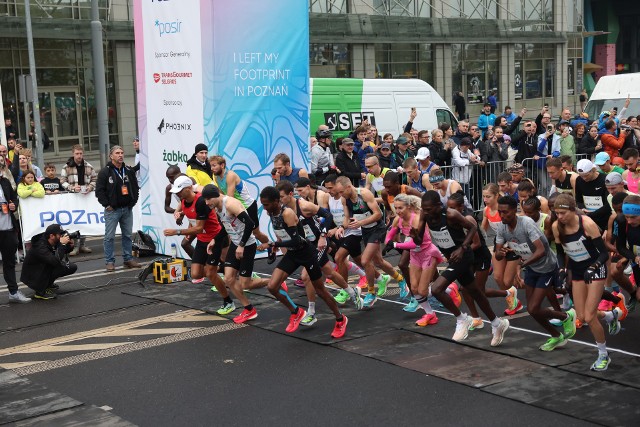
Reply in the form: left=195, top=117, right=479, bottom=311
left=157, top=119, right=165, bottom=134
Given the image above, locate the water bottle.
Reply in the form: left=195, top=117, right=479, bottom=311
left=170, top=243, right=178, bottom=259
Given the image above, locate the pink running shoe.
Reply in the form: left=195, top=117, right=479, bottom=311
left=294, top=279, right=305, bottom=287
left=415, top=313, right=438, bottom=327
left=192, top=277, right=205, bottom=284
left=281, top=282, right=289, bottom=293
left=448, top=283, right=462, bottom=308
left=357, top=275, right=367, bottom=289
left=598, top=300, right=614, bottom=311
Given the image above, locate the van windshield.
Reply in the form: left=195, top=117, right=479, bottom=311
left=584, top=99, right=640, bottom=121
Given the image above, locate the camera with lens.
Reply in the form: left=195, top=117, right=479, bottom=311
left=63, top=230, right=80, bottom=240
left=620, top=124, right=632, bottom=131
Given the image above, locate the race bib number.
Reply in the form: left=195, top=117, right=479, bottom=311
left=354, top=212, right=375, bottom=228
left=274, top=229, right=289, bottom=240
left=563, top=238, right=591, bottom=262
left=371, top=177, right=384, bottom=193
left=510, top=241, right=533, bottom=260
left=332, top=210, right=345, bottom=226
left=303, top=224, right=316, bottom=241
left=583, top=195, right=603, bottom=212
left=430, top=229, right=456, bottom=249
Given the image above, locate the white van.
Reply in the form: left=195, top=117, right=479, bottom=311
left=310, top=78, right=457, bottom=138
left=584, top=73, right=640, bottom=119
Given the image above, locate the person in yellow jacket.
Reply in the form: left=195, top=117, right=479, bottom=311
left=17, top=170, right=45, bottom=198
left=186, top=143, right=216, bottom=187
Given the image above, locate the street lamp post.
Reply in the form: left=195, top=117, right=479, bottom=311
left=24, top=0, right=44, bottom=170
left=91, top=0, right=110, bottom=168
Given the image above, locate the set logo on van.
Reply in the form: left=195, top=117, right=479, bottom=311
left=324, top=112, right=376, bottom=131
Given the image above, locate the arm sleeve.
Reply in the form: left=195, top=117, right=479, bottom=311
left=590, top=236, right=610, bottom=266
left=616, top=216, right=635, bottom=260
left=556, top=242, right=566, bottom=269
left=273, top=225, right=306, bottom=248
left=234, top=210, right=255, bottom=246
left=385, top=225, right=399, bottom=244
left=395, top=238, right=418, bottom=250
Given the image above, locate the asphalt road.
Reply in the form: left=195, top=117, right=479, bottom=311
left=2, top=239, right=637, bottom=426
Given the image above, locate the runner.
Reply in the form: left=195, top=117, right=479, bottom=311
left=164, top=165, right=196, bottom=260
left=547, top=157, right=577, bottom=196
left=385, top=193, right=458, bottom=326
left=364, top=154, right=390, bottom=202
left=447, top=192, right=494, bottom=331
left=420, top=190, right=510, bottom=345
left=402, top=157, right=431, bottom=193
left=202, top=185, right=267, bottom=323
left=163, top=177, right=232, bottom=315
left=621, top=148, right=640, bottom=194
left=495, top=195, right=576, bottom=351
left=429, top=169, right=471, bottom=209
left=257, top=186, right=348, bottom=338
left=209, top=155, right=269, bottom=244
left=605, top=192, right=634, bottom=316
left=334, top=176, right=404, bottom=308
left=277, top=180, right=363, bottom=326
left=614, top=194, right=640, bottom=311
left=553, top=193, right=621, bottom=371
left=574, top=159, right=611, bottom=232
left=517, top=180, right=550, bottom=214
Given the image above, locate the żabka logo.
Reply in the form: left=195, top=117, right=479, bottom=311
left=152, top=71, right=193, bottom=85
left=154, top=18, right=182, bottom=37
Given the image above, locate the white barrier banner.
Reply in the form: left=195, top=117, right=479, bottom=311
left=0, top=84, right=7, bottom=147
left=19, top=193, right=141, bottom=241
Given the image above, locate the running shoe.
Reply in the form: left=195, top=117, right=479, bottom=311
left=505, top=286, right=519, bottom=313
left=301, top=313, right=317, bottom=326
left=376, top=274, right=391, bottom=297
left=504, top=300, right=523, bottom=316
left=613, top=292, right=628, bottom=321
left=294, top=278, right=305, bottom=288
left=590, top=353, right=611, bottom=372
left=217, top=301, right=236, bottom=315
left=357, top=275, right=368, bottom=289
left=562, top=308, right=577, bottom=339
left=398, top=279, right=409, bottom=300
left=403, top=297, right=419, bottom=312
left=607, top=308, right=622, bottom=336
left=233, top=307, right=258, bottom=324
left=561, top=294, right=573, bottom=310
left=628, top=296, right=638, bottom=312
left=549, top=317, right=562, bottom=326
left=448, top=283, right=462, bottom=308
left=331, top=315, right=349, bottom=338
left=33, top=289, right=56, bottom=300
left=415, top=313, right=438, bottom=327
left=8, top=291, right=31, bottom=304
left=575, top=318, right=584, bottom=329
left=598, top=299, right=613, bottom=311
left=539, top=334, right=567, bottom=351
left=351, top=287, right=363, bottom=310
left=192, top=277, right=205, bottom=284
left=624, top=263, right=633, bottom=275
left=490, top=318, right=510, bottom=347
left=251, top=272, right=261, bottom=280
left=452, top=315, right=473, bottom=342
left=363, top=293, right=378, bottom=308
left=325, top=278, right=334, bottom=285
left=469, top=318, right=484, bottom=330
left=285, top=309, right=307, bottom=333
left=334, top=289, right=349, bottom=305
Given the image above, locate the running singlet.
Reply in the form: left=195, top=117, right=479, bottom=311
left=410, top=171, right=428, bottom=193
left=484, top=206, right=501, bottom=233
left=271, top=205, right=307, bottom=249
left=419, top=161, right=436, bottom=174
left=347, top=189, right=379, bottom=229
left=280, top=168, right=302, bottom=184
left=366, top=168, right=389, bottom=197
left=440, top=180, right=472, bottom=209
left=386, top=185, right=408, bottom=214
left=181, top=193, right=221, bottom=243
left=560, top=215, right=601, bottom=269
left=329, top=195, right=361, bottom=236
left=217, top=171, right=255, bottom=209
left=397, top=213, right=420, bottom=252
left=627, top=172, right=640, bottom=194
left=296, top=199, right=322, bottom=242
left=428, top=210, right=467, bottom=257
left=219, top=196, right=256, bottom=247
left=554, top=172, right=574, bottom=194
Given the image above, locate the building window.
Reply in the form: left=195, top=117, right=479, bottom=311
left=309, top=0, right=348, bottom=14
left=449, top=44, right=500, bottom=106
left=375, top=43, right=433, bottom=79
left=310, top=44, right=351, bottom=78
left=515, top=43, right=555, bottom=100
left=351, top=0, right=429, bottom=17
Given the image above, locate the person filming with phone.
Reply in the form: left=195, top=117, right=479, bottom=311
left=535, top=121, right=561, bottom=194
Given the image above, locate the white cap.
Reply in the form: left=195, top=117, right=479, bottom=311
left=576, top=159, right=596, bottom=174
left=170, top=175, right=193, bottom=193
left=415, top=147, right=431, bottom=161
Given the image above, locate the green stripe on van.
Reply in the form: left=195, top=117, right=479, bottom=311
left=310, top=78, right=364, bottom=138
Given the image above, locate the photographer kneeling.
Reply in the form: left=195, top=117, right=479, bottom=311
left=21, top=224, right=78, bottom=300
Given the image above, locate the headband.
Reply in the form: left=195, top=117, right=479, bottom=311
left=622, top=203, right=640, bottom=216
left=555, top=204, right=572, bottom=209
left=429, top=175, right=445, bottom=183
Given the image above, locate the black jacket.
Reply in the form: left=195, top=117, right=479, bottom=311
left=391, top=148, right=414, bottom=169
left=451, top=130, right=470, bottom=146
left=335, top=151, right=361, bottom=186
left=577, top=134, right=603, bottom=156
left=20, top=232, right=70, bottom=287
left=95, top=161, right=139, bottom=209
left=428, top=141, right=452, bottom=166
left=0, top=176, right=19, bottom=230
left=513, top=132, right=538, bottom=163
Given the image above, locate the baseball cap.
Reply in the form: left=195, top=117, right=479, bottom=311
left=134, top=136, right=139, bottom=141
left=558, top=120, right=570, bottom=126
left=415, top=147, right=431, bottom=160
left=605, top=172, right=625, bottom=186
left=380, top=143, right=391, bottom=150
left=169, top=175, right=194, bottom=193
left=342, top=138, right=355, bottom=146
left=201, top=184, right=220, bottom=199
left=576, top=159, right=596, bottom=173
left=612, top=107, right=618, bottom=112
left=594, top=152, right=610, bottom=166
left=396, top=136, right=409, bottom=145
left=45, top=224, right=65, bottom=236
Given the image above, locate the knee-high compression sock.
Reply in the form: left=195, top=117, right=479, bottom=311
left=416, top=294, right=434, bottom=314
left=279, top=289, right=297, bottom=309
left=348, top=261, right=365, bottom=277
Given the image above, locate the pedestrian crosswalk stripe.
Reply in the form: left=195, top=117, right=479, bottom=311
left=101, top=327, right=199, bottom=336
left=22, top=343, right=131, bottom=353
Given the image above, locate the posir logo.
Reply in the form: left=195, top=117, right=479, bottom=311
left=157, top=118, right=192, bottom=135
left=154, top=18, right=182, bottom=37
left=162, top=149, right=189, bottom=164
left=324, top=112, right=376, bottom=132
left=152, top=71, right=193, bottom=85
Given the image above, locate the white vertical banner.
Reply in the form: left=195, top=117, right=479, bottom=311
left=0, top=84, right=7, bottom=147
left=135, top=0, right=204, bottom=256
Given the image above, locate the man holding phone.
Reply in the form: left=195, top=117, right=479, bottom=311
left=535, top=121, right=561, bottom=195
left=535, top=106, right=552, bottom=136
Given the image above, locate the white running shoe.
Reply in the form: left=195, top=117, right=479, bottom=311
left=491, top=318, right=510, bottom=347
left=452, top=315, right=473, bottom=342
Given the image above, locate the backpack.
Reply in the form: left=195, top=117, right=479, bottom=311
left=132, top=230, right=156, bottom=257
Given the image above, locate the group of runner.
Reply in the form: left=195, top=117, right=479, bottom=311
left=160, top=140, right=640, bottom=372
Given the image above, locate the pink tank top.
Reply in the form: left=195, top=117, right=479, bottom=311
left=627, top=172, right=640, bottom=194
left=397, top=212, right=416, bottom=236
